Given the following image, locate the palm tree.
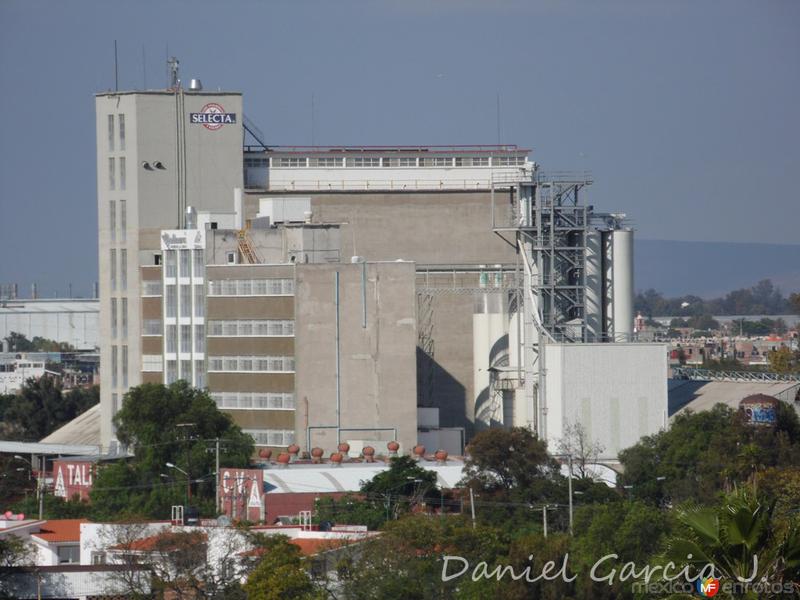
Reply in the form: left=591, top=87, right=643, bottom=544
left=663, top=488, right=800, bottom=598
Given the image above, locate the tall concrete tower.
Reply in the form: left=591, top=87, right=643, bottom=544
left=95, top=86, right=243, bottom=450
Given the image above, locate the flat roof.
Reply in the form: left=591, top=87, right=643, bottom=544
left=248, top=144, right=531, bottom=155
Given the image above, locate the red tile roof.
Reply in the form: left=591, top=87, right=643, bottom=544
left=32, top=519, right=87, bottom=543
left=109, top=530, right=207, bottom=553
left=240, top=537, right=359, bottom=558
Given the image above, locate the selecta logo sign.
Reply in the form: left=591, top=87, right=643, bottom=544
left=190, top=103, right=236, bottom=130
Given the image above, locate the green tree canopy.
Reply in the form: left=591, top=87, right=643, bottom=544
left=90, top=382, right=253, bottom=519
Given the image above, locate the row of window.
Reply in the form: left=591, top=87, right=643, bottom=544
left=142, top=280, right=162, bottom=297
left=211, top=392, right=296, bottom=411
left=109, top=249, right=128, bottom=292
left=108, top=113, right=126, bottom=152
left=207, top=355, right=295, bottom=373
left=263, top=155, right=526, bottom=168
left=109, top=199, right=127, bottom=242
left=164, top=249, right=205, bottom=279
left=207, top=319, right=294, bottom=337
left=243, top=428, right=295, bottom=447
left=165, top=324, right=205, bottom=354
left=165, top=361, right=206, bottom=387
left=207, top=278, right=294, bottom=297
left=164, top=284, right=205, bottom=318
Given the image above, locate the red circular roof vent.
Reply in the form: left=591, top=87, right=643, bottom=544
left=311, top=447, right=324, bottom=457
left=330, top=452, right=344, bottom=464
left=287, top=444, right=301, bottom=455
left=258, top=448, right=272, bottom=460
left=362, top=446, right=376, bottom=462
left=434, top=449, right=448, bottom=462
left=276, top=452, right=291, bottom=464
left=337, top=442, right=350, bottom=454
left=387, top=441, right=400, bottom=452
left=413, top=444, right=426, bottom=457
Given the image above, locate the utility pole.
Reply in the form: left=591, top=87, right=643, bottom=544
left=215, top=438, right=220, bottom=513
left=567, top=454, right=574, bottom=535
left=542, top=505, right=548, bottom=538
left=469, top=488, right=476, bottom=529
left=37, top=457, right=43, bottom=521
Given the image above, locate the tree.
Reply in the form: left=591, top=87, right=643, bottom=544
left=463, top=427, right=559, bottom=492
left=244, top=535, right=323, bottom=600
left=663, top=488, right=800, bottom=588
left=90, top=382, right=253, bottom=519
left=557, top=422, right=605, bottom=479
left=2, top=331, right=75, bottom=353
left=1, top=378, right=98, bottom=441
left=768, top=346, right=799, bottom=374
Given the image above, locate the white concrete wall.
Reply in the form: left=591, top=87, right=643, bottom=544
left=544, top=343, right=668, bottom=459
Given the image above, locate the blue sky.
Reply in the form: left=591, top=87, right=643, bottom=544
left=0, top=0, right=798, bottom=297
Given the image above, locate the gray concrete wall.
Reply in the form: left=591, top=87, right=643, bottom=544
left=294, top=261, right=418, bottom=454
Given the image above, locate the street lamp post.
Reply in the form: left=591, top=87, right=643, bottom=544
left=166, top=462, right=190, bottom=505
left=14, top=455, right=42, bottom=520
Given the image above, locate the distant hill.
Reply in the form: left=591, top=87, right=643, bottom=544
left=635, top=239, right=800, bottom=298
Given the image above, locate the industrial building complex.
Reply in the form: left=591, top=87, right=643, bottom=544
left=94, top=72, right=668, bottom=461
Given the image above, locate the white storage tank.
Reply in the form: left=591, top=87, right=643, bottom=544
left=611, top=228, right=634, bottom=342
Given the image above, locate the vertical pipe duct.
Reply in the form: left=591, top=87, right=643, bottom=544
left=584, top=230, right=603, bottom=342
left=233, top=187, right=243, bottom=230
left=611, top=229, right=634, bottom=342
left=601, top=231, right=613, bottom=340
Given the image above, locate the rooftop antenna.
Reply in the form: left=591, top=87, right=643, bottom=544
left=142, top=45, right=147, bottom=90
left=168, top=56, right=180, bottom=90
left=311, top=93, right=316, bottom=146
left=114, top=40, right=119, bottom=91
left=496, top=93, right=502, bottom=145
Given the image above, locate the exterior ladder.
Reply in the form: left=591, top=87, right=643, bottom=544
left=237, top=230, right=261, bottom=264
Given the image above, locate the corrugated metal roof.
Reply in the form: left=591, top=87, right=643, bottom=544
left=0, top=300, right=99, bottom=314
left=0, top=441, right=99, bottom=456
left=669, top=379, right=799, bottom=416
left=40, top=404, right=101, bottom=447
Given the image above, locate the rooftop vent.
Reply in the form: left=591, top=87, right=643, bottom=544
left=189, top=78, right=203, bottom=91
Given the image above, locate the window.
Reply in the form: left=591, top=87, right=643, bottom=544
left=194, top=324, right=205, bottom=353
left=165, top=285, right=177, bottom=318
left=194, top=285, right=204, bottom=317
left=108, top=114, right=115, bottom=151
left=109, top=157, right=115, bottom=190
left=142, top=355, right=163, bottom=372
left=309, top=157, right=343, bottom=167
left=164, top=250, right=177, bottom=278
left=243, top=429, right=295, bottom=447
left=206, top=356, right=295, bottom=372
left=494, top=155, right=525, bottom=166
left=180, top=325, right=191, bottom=353
left=109, top=200, right=116, bottom=242
left=471, top=157, right=489, bottom=167
left=118, top=113, right=125, bottom=151
left=119, top=157, right=126, bottom=190
left=192, top=250, right=204, bottom=277
left=420, top=157, right=453, bottom=167
left=111, top=298, right=118, bottom=339
left=180, top=250, right=191, bottom=278
left=180, top=284, right=191, bottom=316
left=58, top=544, right=80, bottom=564
left=122, top=345, right=128, bottom=388
left=121, top=298, right=128, bottom=338
left=211, top=392, right=295, bottom=410
left=194, top=360, right=205, bottom=388
left=120, top=249, right=127, bottom=291
left=110, top=249, right=117, bottom=291
left=207, top=320, right=294, bottom=337
left=143, top=319, right=162, bottom=335
left=166, top=324, right=177, bottom=353
left=142, top=280, right=162, bottom=297
left=166, top=360, right=177, bottom=384
left=180, top=360, right=192, bottom=380
left=277, top=157, right=307, bottom=167
left=226, top=251, right=237, bottom=265
left=111, top=346, right=118, bottom=388
left=347, top=157, right=380, bottom=167
left=111, top=393, right=119, bottom=414
left=119, top=199, right=127, bottom=242
left=207, top=279, right=294, bottom=296
left=384, top=157, right=417, bottom=167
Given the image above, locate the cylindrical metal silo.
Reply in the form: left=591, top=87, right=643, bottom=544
left=611, top=228, right=634, bottom=342
left=584, top=230, right=603, bottom=342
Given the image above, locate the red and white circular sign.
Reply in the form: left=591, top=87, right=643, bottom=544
left=199, top=103, right=226, bottom=130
